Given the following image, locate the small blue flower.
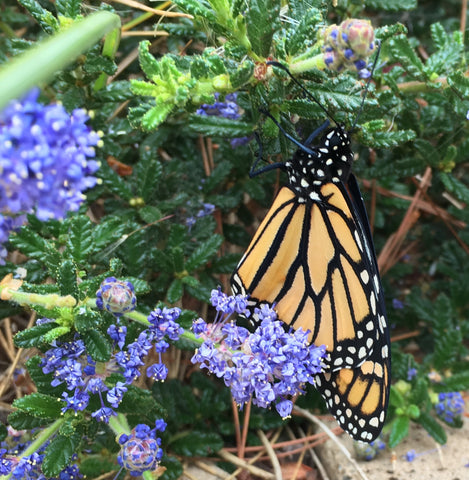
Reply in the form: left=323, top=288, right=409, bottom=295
left=405, top=449, right=417, bottom=462
left=435, top=392, right=465, bottom=425
left=91, top=406, right=117, bottom=423
left=407, top=367, right=417, bottom=381
left=392, top=298, right=404, bottom=309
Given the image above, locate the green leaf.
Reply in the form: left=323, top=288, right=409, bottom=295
left=137, top=40, right=160, bottom=79
left=360, top=129, right=416, bottom=148
left=388, top=35, right=426, bottom=80
left=42, top=326, right=71, bottom=343
left=82, top=330, right=112, bottom=362
left=9, top=226, right=61, bottom=271
left=388, top=415, right=410, bottom=447
left=57, top=259, right=79, bottom=298
left=26, top=356, right=55, bottom=393
left=75, top=308, right=102, bottom=334
left=365, top=0, right=417, bottom=11
left=141, top=104, right=175, bottom=130
left=447, top=70, right=469, bottom=97
left=135, top=152, right=163, bottom=202
left=170, top=430, right=223, bottom=456
left=138, top=206, right=162, bottom=224
left=437, top=371, right=469, bottom=391
left=229, top=61, right=255, bottom=89
left=439, top=173, right=469, bottom=204
left=42, top=432, right=82, bottom=477
left=14, top=322, right=61, bottom=348
left=186, top=235, right=223, bottom=271
left=416, top=412, right=447, bottom=444
left=55, top=0, right=81, bottom=18
left=17, top=0, right=59, bottom=33
left=8, top=410, right=52, bottom=430
left=389, top=385, right=405, bottom=408
left=84, top=52, right=117, bottom=75
left=13, top=393, right=63, bottom=419
left=245, top=0, right=281, bottom=57
left=285, top=7, right=323, bottom=56
left=187, top=114, right=253, bottom=137
left=167, top=278, right=184, bottom=303
left=171, top=0, right=216, bottom=22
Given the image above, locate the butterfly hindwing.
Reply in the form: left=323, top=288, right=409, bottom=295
left=231, top=126, right=390, bottom=441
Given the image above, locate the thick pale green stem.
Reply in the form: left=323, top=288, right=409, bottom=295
left=0, top=418, right=66, bottom=480
left=0, top=11, right=121, bottom=110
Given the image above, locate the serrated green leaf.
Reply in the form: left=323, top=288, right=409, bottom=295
left=437, top=371, right=469, bottom=391
left=171, top=0, right=216, bottom=22
left=167, top=278, right=183, bottom=303
left=245, top=0, right=281, bottom=57
left=388, top=35, right=426, bottom=80
left=42, top=432, right=82, bottom=477
left=82, top=330, right=112, bottom=362
left=135, top=154, right=163, bottom=202
left=229, top=61, right=255, bottom=89
left=137, top=40, right=161, bottom=79
left=186, top=235, right=223, bottom=271
left=18, top=0, right=59, bottom=33
left=55, top=0, right=81, bottom=18
left=57, top=259, right=79, bottom=298
left=13, top=393, right=63, bottom=419
left=8, top=410, right=52, bottom=430
left=14, top=322, right=61, bottom=348
left=360, top=129, right=416, bottom=148
left=138, top=205, right=163, bottom=224
left=26, top=356, right=55, bottom=393
left=141, top=104, right=174, bottom=130
left=171, top=430, right=223, bottom=456
left=187, top=114, right=253, bottom=137
left=365, top=0, right=417, bottom=11
left=416, top=412, right=447, bottom=444
left=389, top=385, right=405, bottom=408
left=209, top=253, right=241, bottom=273
left=447, top=71, right=469, bottom=98
left=9, top=226, right=61, bottom=271
left=75, top=308, right=102, bottom=333
left=84, top=52, right=117, bottom=75
left=439, top=172, right=469, bottom=204
left=42, top=326, right=72, bottom=343
left=388, top=415, right=410, bottom=447
left=285, top=7, right=323, bottom=56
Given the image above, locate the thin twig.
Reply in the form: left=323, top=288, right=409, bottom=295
left=107, top=0, right=193, bottom=18
left=258, top=429, right=282, bottom=480
left=293, top=406, right=371, bottom=480
left=217, top=449, right=275, bottom=479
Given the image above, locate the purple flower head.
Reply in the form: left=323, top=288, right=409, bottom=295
left=196, top=92, right=241, bottom=119
left=117, top=423, right=164, bottom=476
left=322, top=19, right=376, bottom=76
left=91, top=406, right=117, bottom=423
left=96, top=277, right=137, bottom=317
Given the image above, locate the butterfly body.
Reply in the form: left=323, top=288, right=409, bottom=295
left=231, top=123, right=390, bottom=442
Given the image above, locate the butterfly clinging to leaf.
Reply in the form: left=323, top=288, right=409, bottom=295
left=231, top=57, right=390, bottom=442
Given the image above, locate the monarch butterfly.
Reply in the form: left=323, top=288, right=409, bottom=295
left=231, top=62, right=390, bottom=442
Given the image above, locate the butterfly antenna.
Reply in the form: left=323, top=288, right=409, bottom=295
left=350, top=40, right=381, bottom=132
left=267, top=61, right=339, bottom=125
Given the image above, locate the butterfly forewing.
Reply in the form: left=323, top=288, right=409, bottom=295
left=231, top=126, right=390, bottom=442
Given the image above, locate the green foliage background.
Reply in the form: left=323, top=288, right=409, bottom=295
left=1, top=0, right=469, bottom=477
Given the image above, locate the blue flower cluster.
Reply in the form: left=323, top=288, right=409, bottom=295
left=354, top=436, right=386, bottom=461
left=196, top=92, right=241, bottom=119
left=0, top=429, right=83, bottom=479
left=185, top=201, right=215, bottom=230
left=0, top=89, right=101, bottom=263
left=435, top=392, right=465, bottom=425
left=196, top=93, right=251, bottom=148
left=39, top=280, right=183, bottom=423
left=191, top=288, right=327, bottom=418
left=117, top=420, right=166, bottom=477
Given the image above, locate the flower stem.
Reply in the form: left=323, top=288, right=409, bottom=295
left=0, top=418, right=66, bottom=480
left=0, top=11, right=121, bottom=110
